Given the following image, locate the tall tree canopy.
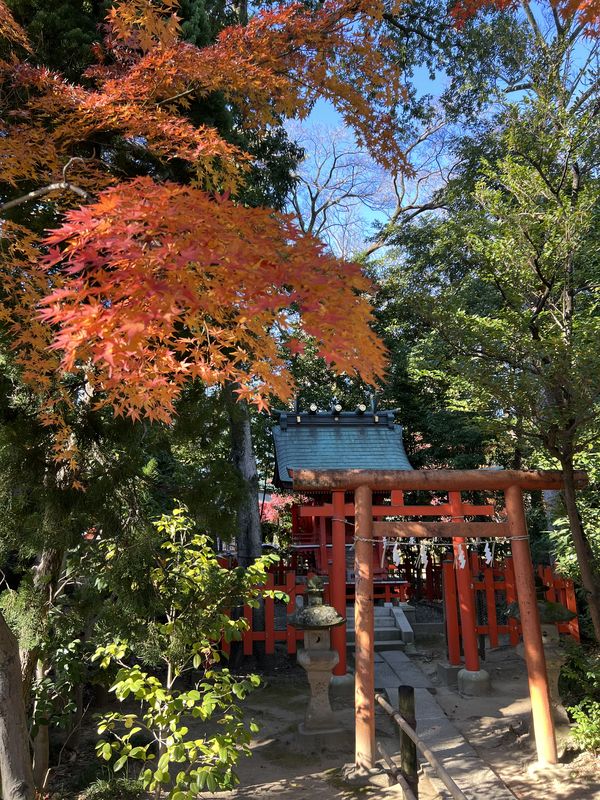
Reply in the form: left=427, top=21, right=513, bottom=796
left=375, top=0, right=600, bottom=639
left=0, top=0, right=409, bottom=441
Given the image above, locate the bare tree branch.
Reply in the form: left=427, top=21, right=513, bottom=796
left=1, top=158, right=92, bottom=213
left=287, top=120, right=452, bottom=259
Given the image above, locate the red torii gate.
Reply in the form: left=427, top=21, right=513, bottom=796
left=292, top=468, right=588, bottom=769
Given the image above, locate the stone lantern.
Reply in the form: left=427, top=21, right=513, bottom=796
left=288, top=575, right=345, bottom=736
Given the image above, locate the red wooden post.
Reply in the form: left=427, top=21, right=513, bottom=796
left=391, top=489, right=404, bottom=506
left=286, top=571, right=297, bottom=655
left=354, top=484, right=375, bottom=769
left=291, top=503, right=300, bottom=535
left=331, top=490, right=348, bottom=675
left=243, top=602, right=253, bottom=656
left=564, top=578, right=580, bottom=641
left=443, top=551, right=461, bottom=665
left=470, top=551, right=479, bottom=575
left=318, top=516, right=327, bottom=575
left=449, top=491, right=480, bottom=672
left=484, top=564, right=499, bottom=648
left=505, top=485, right=557, bottom=765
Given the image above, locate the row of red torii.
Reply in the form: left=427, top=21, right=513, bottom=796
left=291, top=467, right=588, bottom=769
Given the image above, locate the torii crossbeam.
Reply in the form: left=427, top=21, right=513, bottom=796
left=292, top=468, right=588, bottom=769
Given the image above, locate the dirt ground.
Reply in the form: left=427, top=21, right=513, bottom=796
left=212, top=643, right=600, bottom=800
left=209, top=667, right=438, bottom=800
left=48, top=641, right=599, bottom=799
left=413, top=639, right=600, bottom=800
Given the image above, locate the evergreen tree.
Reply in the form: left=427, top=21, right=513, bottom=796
left=378, top=6, right=600, bottom=637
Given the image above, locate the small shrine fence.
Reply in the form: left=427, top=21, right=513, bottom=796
left=221, top=560, right=578, bottom=657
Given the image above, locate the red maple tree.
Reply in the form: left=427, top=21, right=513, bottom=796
left=0, top=0, right=407, bottom=443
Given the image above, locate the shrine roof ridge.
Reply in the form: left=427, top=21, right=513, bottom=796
left=273, top=409, right=399, bottom=428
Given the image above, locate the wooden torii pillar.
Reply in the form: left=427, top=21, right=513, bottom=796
left=293, top=468, right=588, bottom=769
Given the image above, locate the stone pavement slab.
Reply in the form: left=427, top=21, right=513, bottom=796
left=377, top=657, right=516, bottom=800
left=378, top=650, right=433, bottom=689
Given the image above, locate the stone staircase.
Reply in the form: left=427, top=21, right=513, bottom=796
left=345, top=605, right=405, bottom=651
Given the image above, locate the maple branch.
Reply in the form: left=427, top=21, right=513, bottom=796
left=360, top=199, right=445, bottom=257
left=571, top=76, right=600, bottom=113
left=0, top=158, right=92, bottom=213
left=156, top=87, right=195, bottom=107
left=505, top=82, right=534, bottom=94
left=551, top=6, right=564, bottom=37
left=0, top=181, right=91, bottom=213
left=566, top=21, right=585, bottom=48
left=512, top=149, right=561, bottom=199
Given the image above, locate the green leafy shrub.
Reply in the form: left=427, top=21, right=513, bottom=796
left=92, top=505, right=284, bottom=799
left=95, top=660, right=260, bottom=796
left=80, top=777, right=145, bottom=800
left=568, top=700, right=600, bottom=755
left=559, top=644, right=600, bottom=706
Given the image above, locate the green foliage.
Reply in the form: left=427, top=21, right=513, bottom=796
left=547, top=450, right=600, bottom=580
left=0, top=582, right=45, bottom=652
left=6, top=0, right=108, bottom=79
left=394, top=116, right=600, bottom=456
left=560, top=644, right=600, bottom=707
left=568, top=700, right=600, bottom=755
left=90, top=506, right=281, bottom=798
left=373, top=3, right=600, bottom=636
left=90, top=505, right=282, bottom=667
left=80, top=777, right=145, bottom=800
left=30, top=638, right=83, bottom=733
left=94, top=658, right=260, bottom=797
left=375, top=1, right=600, bottom=468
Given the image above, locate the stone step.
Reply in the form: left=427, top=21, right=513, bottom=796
left=373, top=639, right=406, bottom=652
left=347, top=639, right=406, bottom=654
left=347, top=628, right=401, bottom=643
left=346, top=620, right=397, bottom=631
left=346, top=606, right=394, bottom=617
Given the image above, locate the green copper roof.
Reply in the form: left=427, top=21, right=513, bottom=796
left=272, top=410, right=413, bottom=488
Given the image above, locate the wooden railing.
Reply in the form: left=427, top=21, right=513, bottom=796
left=221, top=560, right=579, bottom=658
left=375, top=687, right=468, bottom=800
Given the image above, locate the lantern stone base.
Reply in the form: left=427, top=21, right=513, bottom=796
left=297, top=645, right=340, bottom=730
left=295, top=723, right=353, bottom=754
left=330, top=671, right=355, bottom=695
left=458, top=668, right=491, bottom=696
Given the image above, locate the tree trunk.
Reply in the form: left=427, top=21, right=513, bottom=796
left=561, top=455, right=600, bottom=642
left=232, top=0, right=248, bottom=24
left=20, top=547, right=63, bottom=704
left=32, top=661, right=49, bottom=791
left=223, top=384, right=262, bottom=567
left=0, top=611, right=35, bottom=800
left=64, top=682, right=84, bottom=759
